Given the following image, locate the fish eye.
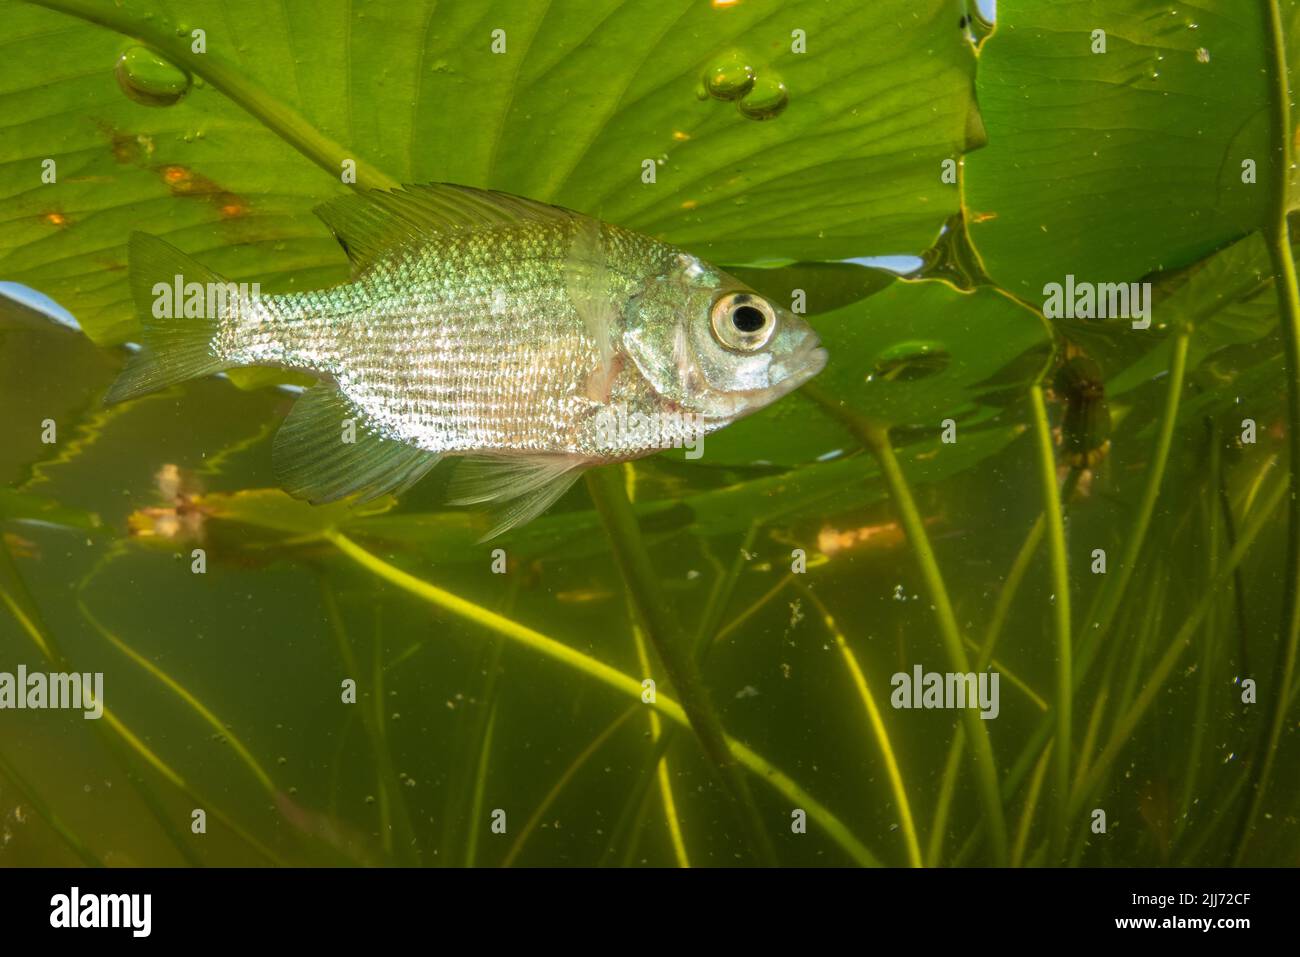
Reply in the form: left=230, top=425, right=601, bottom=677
left=710, top=292, right=776, bottom=352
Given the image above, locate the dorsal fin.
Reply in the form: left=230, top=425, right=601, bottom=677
left=314, top=183, right=580, bottom=271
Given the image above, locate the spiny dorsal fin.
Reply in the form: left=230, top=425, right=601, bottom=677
left=314, top=183, right=581, bottom=272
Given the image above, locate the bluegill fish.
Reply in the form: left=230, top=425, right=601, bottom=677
left=107, top=184, right=827, bottom=538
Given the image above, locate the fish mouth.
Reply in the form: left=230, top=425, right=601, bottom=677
left=701, top=335, right=828, bottom=427
left=768, top=335, right=829, bottom=399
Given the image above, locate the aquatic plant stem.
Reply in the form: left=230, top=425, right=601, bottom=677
left=320, top=586, right=421, bottom=865
left=1231, top=0, right=1300, bottom=862
left=1011, top=742, right=1053, bottom=869
left=794, top=580, right=922, bottom=867
left=582, top=466, right=776, bottom=865
left=325, top=530, right=880, bottom=865
left=928, top=481, right=1059, bottom=866
left=857, top=420, right=1009, bottom=865
left=0, top=745, right=104, bottom=867
left=629, top=617, right=691, bottom=867
left=973, top=333, right=1190, bottom=852
left=464, top=701, right=498, bottom=868
left=79, top=599, right=276, bottom=795
left=29, top=0, right=399, bottom=191
left=502, top=706, right=641, bottom=867
left=1, top=539, right=227, bottom=866
left=1073, top=474, right=1290, bottom=819
left=1029, top=385, right=1072, bottom=862
left=1079, top=331, right=1190, bottom=671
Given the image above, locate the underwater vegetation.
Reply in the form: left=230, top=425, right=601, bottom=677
left=0, top=0, right=1298, bottom=869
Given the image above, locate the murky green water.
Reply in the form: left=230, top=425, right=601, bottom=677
left=1, top=300, right=1296, bottom=867
left=2, top=0, right=1299, bottom=870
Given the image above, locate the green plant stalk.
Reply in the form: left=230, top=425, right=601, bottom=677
left=926, top=734, right=964, bottom=867
left=0, top=745, right=103, bottom=867
left=583, top=466, right=776, bottom=866
left=602, top=524, right=758, bottom=866
left=982, top=336, right=1190, bottom=838
left=983, top=518, right=1047, bottom=666
left=1078, top=331, right=1190, bottom=672
left=1112, top=575, right=1167, bottom=740
left=2, top=540, right=223, bottom=866
left=957, top=467, right=1273, bottom=867
left=327, top=709, right=358, bottom=819
left=1180, top=773, right=1252, bottom=865
left=464, top=701, right=498, bottom=868
left=320, top=586, right=420, bottom=866
left=929, top=491, right=1055, bottom=866
left=694, top=523, right=760, bottom=653
left=1011, top=741, right=1053, bottom=869
left=1071, top=686, right=1109, bottom=797
left=602, top=727, right=677, bottom=866
left=1072, top=474, right=1290, bottom=817
left=1180, top=427, right=1226, bottom=830
left=29, top=0, right=398, bottom=191
left=325, top=530, right=880, bottom=866
left=79, top=599, right=276, bottom=795
left=1030, top=385, right=1073, bottom=863
left=1231, top=0, right=1300, bottom=863
left=968, top=642, right=1047, bottom=710
left=794, top=580, right=923, bottom=867
left=713, top=571, right=794, bottom=647
left=629, top=617, right=690, bottom=868
left=858, top=420, right=1009, bottom=865
left=368, top=622, right=399, bottom=861
left=502, top=706, right=640, bottom=867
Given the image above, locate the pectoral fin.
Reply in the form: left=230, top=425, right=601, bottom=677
left=564, top=217, right=618, bottom=396
left=273, top=384, right=441, bottom=504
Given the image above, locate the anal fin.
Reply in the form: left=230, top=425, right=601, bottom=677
left=273, top=384, right=440, bottom=504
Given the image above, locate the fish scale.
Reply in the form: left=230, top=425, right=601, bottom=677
left=230, top=222, right=647, bottom=453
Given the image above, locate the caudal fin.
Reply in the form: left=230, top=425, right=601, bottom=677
left=104, top=233, right=234, bottom=405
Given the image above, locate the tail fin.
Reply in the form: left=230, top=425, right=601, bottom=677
left=104, top=233, right=234, bottom=405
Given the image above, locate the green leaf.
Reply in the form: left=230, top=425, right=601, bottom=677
left=726, top=261, right=895, bottom=316
left=195, top=424, right=1022, bottom=564
left=194, top=487, right=392, bottom=537
left=964, top=1, right=1272, bottom=298
left=1107, top=233, right=1277, bottom=397
left=1, top=0, right=978, bottom=346
left=0, top=488, right=101, bottom=531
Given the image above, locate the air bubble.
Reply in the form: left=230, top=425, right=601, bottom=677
left=115, top=45, right=192, bottom=107
left=703, top=52, right=755, bottom=101
left=737, top=75, right=789, bottom=121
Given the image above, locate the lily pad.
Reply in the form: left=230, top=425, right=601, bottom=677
left=1106, top=232, right=1278, bottom=397
left=964, top=1, right=1271, bottom=298
left=0, top=488, right=101, bottom=532
left=1, top=0, right=979, bottom=346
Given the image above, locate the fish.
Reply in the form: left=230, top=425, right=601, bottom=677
left=105, top=184, right=828, bottom=538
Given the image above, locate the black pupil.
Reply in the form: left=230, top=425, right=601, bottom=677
left=731, top=304, right=766, bottom=333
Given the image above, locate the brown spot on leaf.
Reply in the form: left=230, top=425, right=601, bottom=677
left=43, top=211, right=70, bottom=227
left=156, top=165, right=251, bottom=219
left=96, top=121, right=155, bottom=166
